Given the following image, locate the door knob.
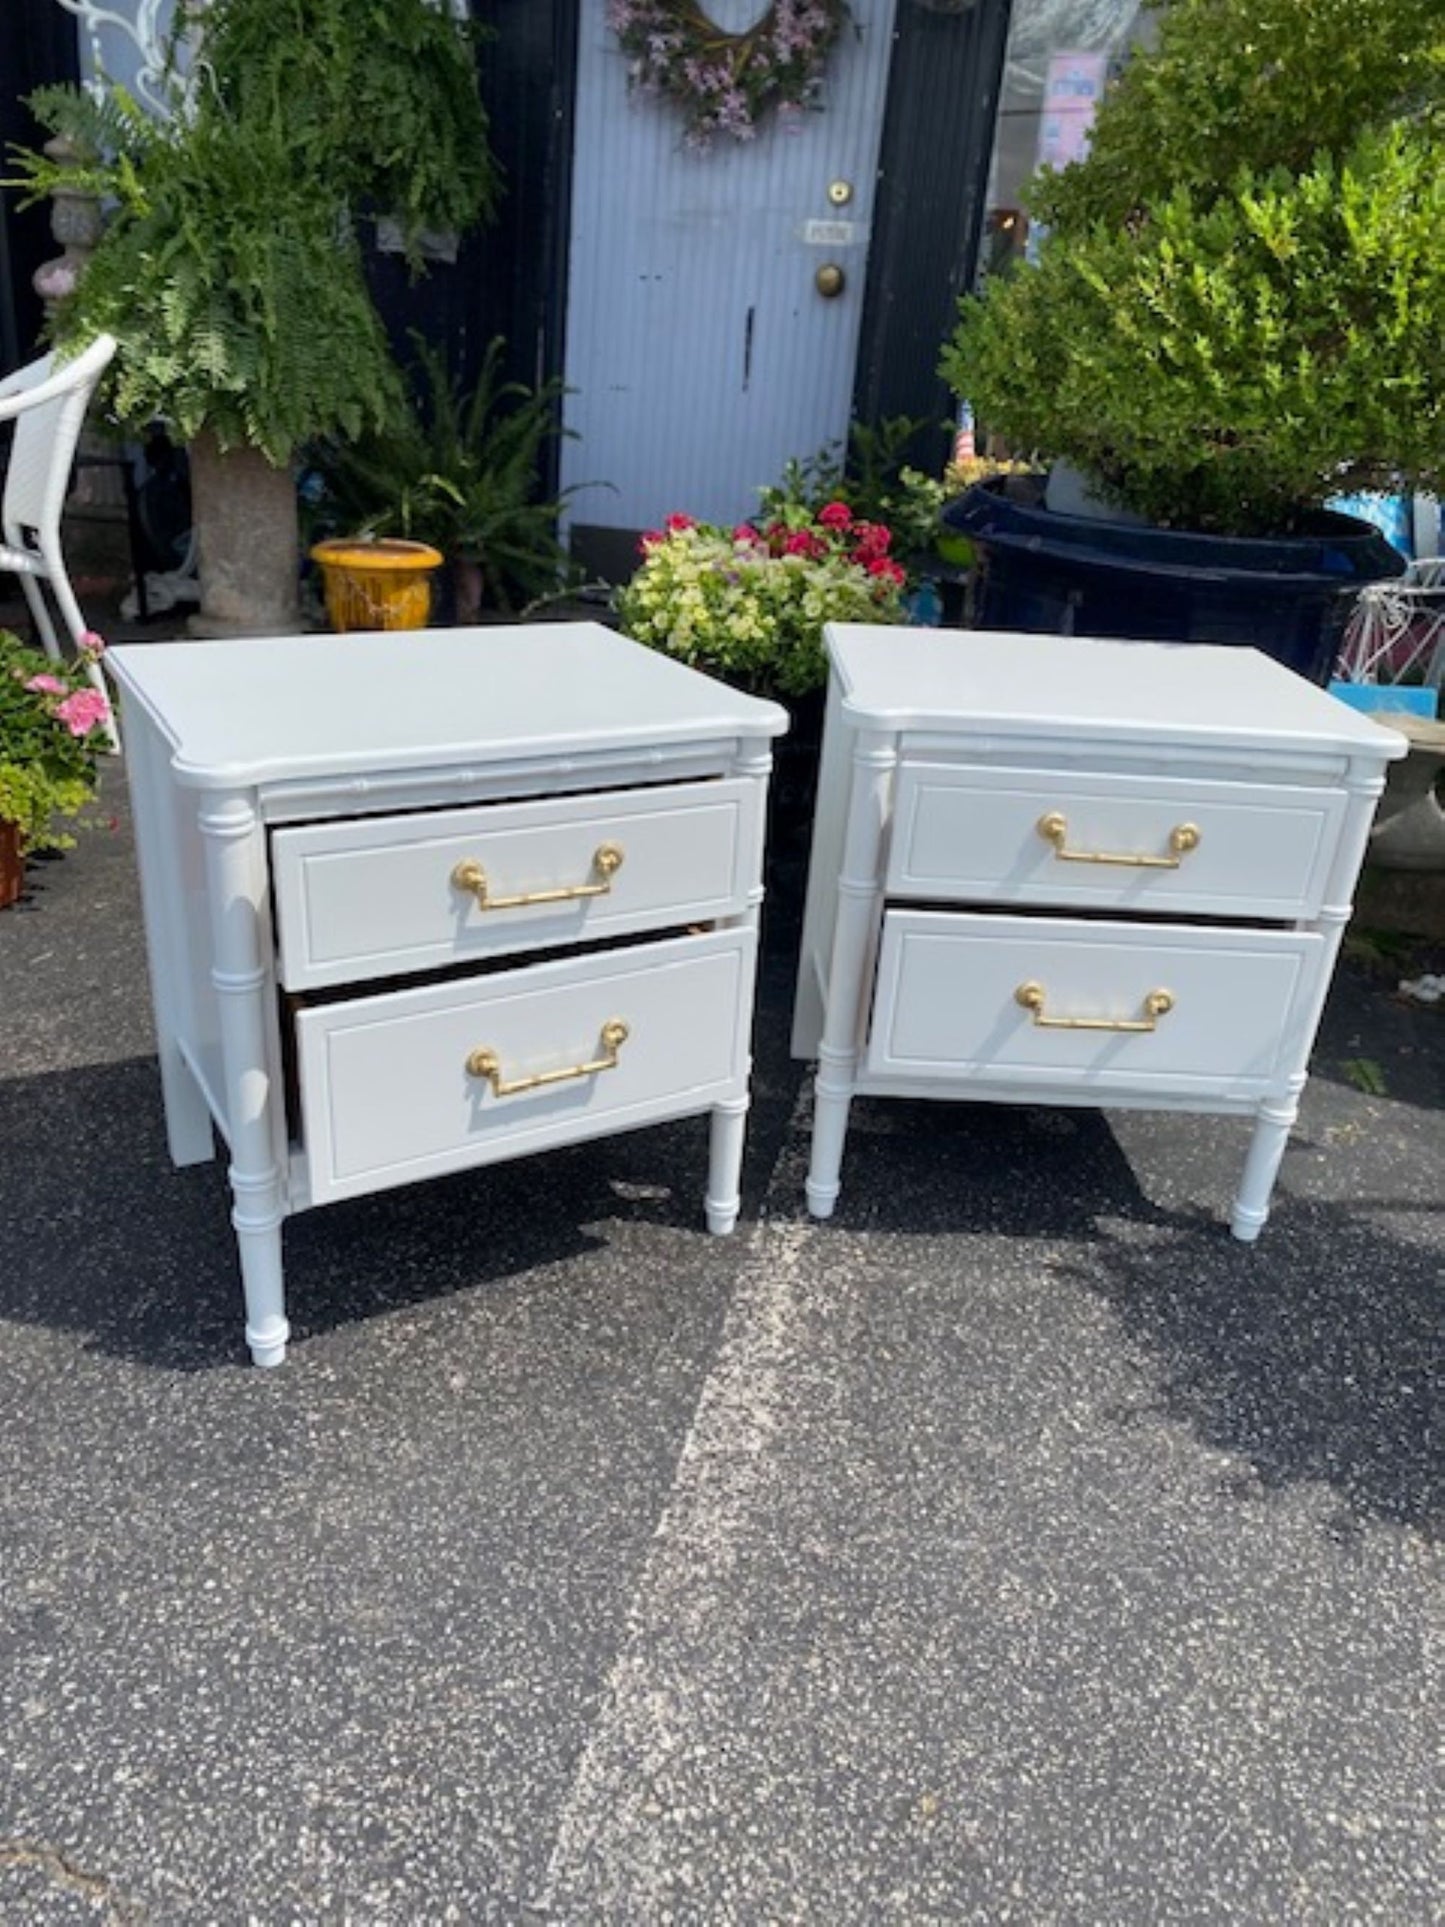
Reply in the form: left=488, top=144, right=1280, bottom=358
left=815, top=262, right=845, bottom=298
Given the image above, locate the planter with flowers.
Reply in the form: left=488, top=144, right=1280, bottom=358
left=618, top=504, right=908, bottom=848
left=618, top=505, right=907, bottom=699
left=0, top=629, right=112, bottom=908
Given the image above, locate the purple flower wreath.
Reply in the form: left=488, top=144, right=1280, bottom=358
left=608, top=1, right=849, bottom=148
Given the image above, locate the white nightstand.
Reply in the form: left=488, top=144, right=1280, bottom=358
left=792, top=626, right=1405, bottom=1234
left=109, top=625, right=785, bottom=1365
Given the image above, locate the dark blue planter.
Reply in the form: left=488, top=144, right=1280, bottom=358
left=943, top=476, right=1407, bottom=684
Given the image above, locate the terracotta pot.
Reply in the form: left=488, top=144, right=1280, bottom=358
left=0, top=819, right=25, bottom=909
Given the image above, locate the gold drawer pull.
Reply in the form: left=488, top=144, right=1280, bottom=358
left=1015, top=981, right=1174, bottom=1032
left=467, top=1019, right=630, bottom=1098
left=1037, top=812, right=1200, bottom=868
left=452, top=842, right=624, bottom=911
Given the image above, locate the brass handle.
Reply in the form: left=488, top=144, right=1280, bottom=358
left=1015, top=981, right=1174, bottom=1032
left=1037, top=812, right=1200, bottom=868
left=467, top=1019, right=630, bottom=1098
left=452, top=842, right=624, bottom=912
left=815, top=262, right=845, bottom=298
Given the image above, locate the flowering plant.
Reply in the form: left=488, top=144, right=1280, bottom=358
left=607, top=1, right=848, bottom=149
left=0, top=629, right=112, bottom=852
left=617, top=506, right=906, bottom=695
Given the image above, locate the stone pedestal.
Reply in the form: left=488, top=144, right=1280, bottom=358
left=187, top=433, right=301, bottom=638
left=1369, top=714, right=1445, bottom=871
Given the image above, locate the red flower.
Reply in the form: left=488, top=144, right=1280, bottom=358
left=639, top=530, right=664, bottom=554
left=853, top=521, right=892, bottom=558
left=732, top=524, right=761, bottom=545
left=817, top=501, right=853, bottom=531
left=784, top=529, right=824, bottom=559
left=867, top=557, right=906, bottom=587
left=664, top=512, right=696, bottom=533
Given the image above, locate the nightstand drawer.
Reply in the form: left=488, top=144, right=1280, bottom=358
left=295, top=928, right=752, bottom=1204
left=273, top=779, right=760, bottom=989
left=866, top=910, right=1323, bottom=1100
left=886, top=765, right=1344, bottom=920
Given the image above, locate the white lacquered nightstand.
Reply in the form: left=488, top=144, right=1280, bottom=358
left=792, top=626, right=1405, bottom=1235
left=108, top=625, right=786, bottom=1365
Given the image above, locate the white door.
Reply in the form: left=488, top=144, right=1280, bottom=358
left=561, top=0, right=899, bottom=534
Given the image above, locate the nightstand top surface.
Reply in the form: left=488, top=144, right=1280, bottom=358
left=108, top=623, right=786, bottom=787
left=826, top=625, right=1407, bottom=760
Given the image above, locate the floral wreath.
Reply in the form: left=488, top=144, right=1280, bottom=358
left=607, top=2, right=850, bottom=148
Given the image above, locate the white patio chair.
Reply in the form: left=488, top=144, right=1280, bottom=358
left=1, top=333, right=120, bottom=749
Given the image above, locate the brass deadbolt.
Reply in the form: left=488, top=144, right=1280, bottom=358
left=815, top=262, right=846, bottom=299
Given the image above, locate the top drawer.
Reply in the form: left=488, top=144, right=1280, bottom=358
left=272, top=778, right=760, bottom=989
left=886, top=764, right=1344, bottom=920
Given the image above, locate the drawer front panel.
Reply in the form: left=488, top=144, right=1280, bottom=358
left=297, top=929, right=752, bottom=1203
left=273, top=779, right=759, bottom=990
left=887, top=765, right=1343, bottom=919
left=866, top=911, right=1321, bottom=1099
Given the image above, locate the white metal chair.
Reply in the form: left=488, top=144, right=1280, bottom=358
left=1, top=333, right=120, bottom=749
left=1335, top=555, right=1445, bottom=693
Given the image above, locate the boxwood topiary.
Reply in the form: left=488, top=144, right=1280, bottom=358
left=940, top=0, right=1445, bottom=537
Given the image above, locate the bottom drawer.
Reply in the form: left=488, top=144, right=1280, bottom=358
left=866, top=911, right=1322, bottom=1100
left=296, top=928, right=753, bottom=1204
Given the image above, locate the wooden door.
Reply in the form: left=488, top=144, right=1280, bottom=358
left=561, top=0, right=899, bottom=538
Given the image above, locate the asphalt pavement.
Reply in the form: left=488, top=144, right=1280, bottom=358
left=0, top=760, right=1439, bottom=1923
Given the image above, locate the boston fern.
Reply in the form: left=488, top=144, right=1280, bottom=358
left=942, top=0, right=1445, bottom=536
left=9, top=0, right=496, bottom=465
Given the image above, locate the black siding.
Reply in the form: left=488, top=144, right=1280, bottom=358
left=853, top=0, right=1013, bottom=466
left=364, top=0, right=579, bottom=489
left=0, top=0, right=82, bottom=368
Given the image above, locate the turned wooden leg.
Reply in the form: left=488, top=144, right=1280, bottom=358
left=199, top=792, right=290, bottom=1367
left=805, top=728, right=897, bottom=1222
left=1231, top=1096, right=1299, bottom=1243
left=805, top=1048, right=853, bottom=1219
left=707, top=1097, right=748, bottom=1235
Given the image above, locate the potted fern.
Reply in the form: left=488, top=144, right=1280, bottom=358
left=940, top=0, right=1443, bottom=681
left=9, top=0, right=495, bottom=638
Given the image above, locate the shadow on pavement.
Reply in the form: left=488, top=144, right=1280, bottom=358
left=0, top=1054, right=762, bottom=1372
left=1063, top=1198, right=1443, bottom=1542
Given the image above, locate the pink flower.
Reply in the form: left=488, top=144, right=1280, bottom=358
left=639, top=530, right=664, bottom=553
left=784, top=530, right=824, bottom=559
left=78, top=630, right=106, bottom=656
left=853, top=521, right=892, bottom=559
left=55, top=689, right=111, bottom=737
left=25, top=673, right=66, bottom=695
left=664, top=512, right=696, bottom=533
left=818, top=501, right=853, bottom=531
left=732, top=524, right=761, bottom=546
left=867, top=557, right=907, bottom=587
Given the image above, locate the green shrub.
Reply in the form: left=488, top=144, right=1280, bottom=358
left=941, top=0, right=1445, bottom=536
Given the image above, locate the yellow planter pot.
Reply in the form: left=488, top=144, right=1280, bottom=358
left=310, top=538, right=445, bottom=633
